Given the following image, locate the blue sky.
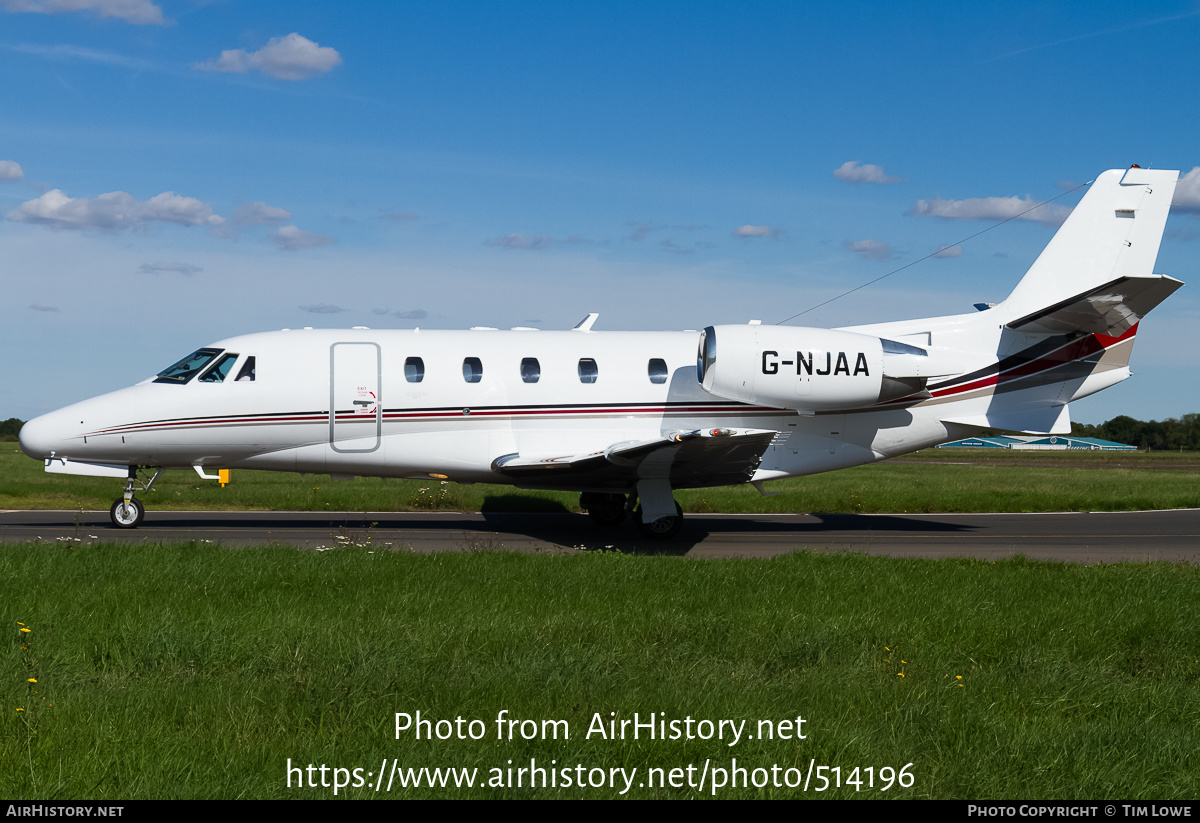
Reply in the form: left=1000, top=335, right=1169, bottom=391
left=3, top=0, right=1199, bottom=425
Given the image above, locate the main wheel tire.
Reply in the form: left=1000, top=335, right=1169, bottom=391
left=110, top=497, right=144, bottom=529
left=633, top=503, right=683, bottom=539
left=584, top=493, right=627, bottom=528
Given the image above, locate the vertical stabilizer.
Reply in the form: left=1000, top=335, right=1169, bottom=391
left=1001, top=168, right=1178, bottom=322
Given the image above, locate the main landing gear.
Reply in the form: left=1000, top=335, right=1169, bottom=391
left=580, top=492, right=627, bottom=528
left=633, top=502, right=684, bottom=539
left=110, top=467, right=163, bottom=529
left=579, top=492, right=684, bottom=539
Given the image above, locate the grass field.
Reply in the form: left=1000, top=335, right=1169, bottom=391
left=4, top=446, right=1198, bottom=799
left=4, top=545, right=1199, bottom=799
left=4, top=445, right=1200, bottom=516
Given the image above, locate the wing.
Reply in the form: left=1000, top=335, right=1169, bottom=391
left=490, top=428, right=778, bottom=491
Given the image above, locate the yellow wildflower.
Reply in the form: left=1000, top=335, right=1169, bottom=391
left=27, top=679, right=36, bottom=684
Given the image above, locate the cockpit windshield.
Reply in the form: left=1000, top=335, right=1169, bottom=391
left=154, top=348, right=223, bottom=384
left=199, top=353, right=240, bottom=383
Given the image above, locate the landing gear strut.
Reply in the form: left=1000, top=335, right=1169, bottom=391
left=110, top=467, right=162, bottom=529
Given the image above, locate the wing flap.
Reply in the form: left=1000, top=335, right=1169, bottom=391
left=491, top=428, right=777, bottom=490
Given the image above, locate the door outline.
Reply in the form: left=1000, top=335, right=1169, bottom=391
left=329, top=342, right=382, bottom=453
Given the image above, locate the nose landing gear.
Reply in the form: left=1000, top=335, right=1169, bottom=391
left=109, top=467, right=163, bottom=529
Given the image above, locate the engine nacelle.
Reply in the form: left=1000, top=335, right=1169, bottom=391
left=697, top=324, right=929, bottom=411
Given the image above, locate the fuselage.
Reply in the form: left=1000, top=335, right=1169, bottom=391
left=19, top=325, right=969, bottom=490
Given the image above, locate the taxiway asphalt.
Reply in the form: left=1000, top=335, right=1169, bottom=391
left=2, top=508, right=1198, bottom=562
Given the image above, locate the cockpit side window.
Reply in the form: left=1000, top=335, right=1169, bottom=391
left=235, top=356, right=256, bottom=382
left=154, top=348, right=223, bottom=384
left=199, top=353, right=240, bottom=383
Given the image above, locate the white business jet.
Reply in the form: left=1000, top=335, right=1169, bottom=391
left=18, top=167, right=1183, bottom=537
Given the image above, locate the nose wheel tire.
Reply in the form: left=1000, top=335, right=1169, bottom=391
left=110, top=498, right=145, bottom=529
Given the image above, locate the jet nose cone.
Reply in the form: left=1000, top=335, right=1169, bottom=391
left=18, top=413, right=63, bottom=460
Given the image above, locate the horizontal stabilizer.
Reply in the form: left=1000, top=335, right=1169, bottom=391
left=943, top=403, right=1071, bottom=436
left=1007, top=274, right=1182, bottom=336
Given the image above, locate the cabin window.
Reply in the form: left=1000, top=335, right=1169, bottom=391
left=648, top=358, right=668, bottom=384
left=578, top=358, right=598, bottom=384
left=463, top=357, right=483, bottom=383
left=520, top=358, right=540, bottom=383
left=154, top=348, right=223, bottom=385
left=405, top=357, right=425, bottom=383
left=198, top=353, right=239, bottom=383
left=235, top=356, right=256, bottom=382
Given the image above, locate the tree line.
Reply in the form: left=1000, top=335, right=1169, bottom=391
left=1071, top=414, right=1200, bottom=451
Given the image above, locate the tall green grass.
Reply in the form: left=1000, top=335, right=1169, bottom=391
left=4, top=544, right=1198, bottom=798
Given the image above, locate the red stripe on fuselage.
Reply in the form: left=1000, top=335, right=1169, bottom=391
left=929, top=324, right=1137, bottom=400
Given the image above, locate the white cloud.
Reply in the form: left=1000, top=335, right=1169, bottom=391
left=908, top=195, right=1071, bottom=227
left=7, top=189, right=224, bottom=231
left=486, top=233, right=554, bottom=250
left=833, top=161, right=901, bottom=185
left=299, top=303, right=345, bottom=314
left=1172, top=167, right=1200, bottom=214
left=0, top=0, right=164, bottom=24
left=194, top=33, right=343, bottom=81
left=931, top=245, right=963, bottom=258
left=272, top=225, right=336, bottom=251
left=232, top=201, right=291, bottom=225
left=732, top=224, right=782, bottom=239
left=139, top=262, right=202, bottom=276
left=28, top=303, right=58, bottom=312
left=844, top=239, right=893, bottom=260
left=0, top=161, right=24, bottom=181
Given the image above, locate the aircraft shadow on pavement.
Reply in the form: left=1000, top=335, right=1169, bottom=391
left=3, top=509, right=980, bottom=557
